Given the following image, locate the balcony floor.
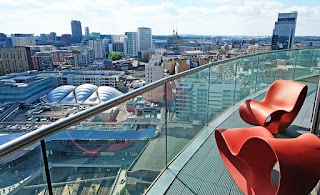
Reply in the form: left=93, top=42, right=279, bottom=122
left=147, top=81, right=317, bottom=195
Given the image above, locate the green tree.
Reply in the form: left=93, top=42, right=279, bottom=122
left=108, top=52, right=122, bottom=61
left=120, top=187, right=127, bottom=195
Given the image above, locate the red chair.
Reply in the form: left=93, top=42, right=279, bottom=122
left=239, top=80, right=308, bottom=134
left=215, top=127, right=320, bottom=195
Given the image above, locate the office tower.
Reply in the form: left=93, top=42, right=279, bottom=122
left=0, top=47, right=33, bottom=75
left=124, top=32, right=138, bottom=57
left=71, top=20, right=83, bottom=43
left=112, top=43, right=124, bottom=53
left=85, top=27, right=90, bottom=40
left=110, top=35, right=125, bottom=53
left=137, top=27, right=152, bottom=52
left=271, top=11, right=298, bottom=50
left=0, top=33, right=6, bottom=47
left=0, top=33, right=6, bottom=42
left=49, top=32, right=56, bottom=41
left=61, top=34, right=72, bottom=46
left=212, top=36, right=222, bottom=45
left=90, top=32, right=101, bottom=40
left=101, top=38, right=111, bottom=54
left=40, top=34, right=49, bottom=42
left=89, top=39, right=103, bottom=59
left=11, top=34, right=36, bottom=47
left=111, top=35, right=125, bottom=44
left=6, top=37, right=12, bottom=47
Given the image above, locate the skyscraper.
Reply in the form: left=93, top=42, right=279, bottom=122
left=61, top=34, right=72, bottom=46
left=49, top=32, right=56, bottom=41
left=137, top=27, right=152, bottom=52
left=271, top=11, right=298, bottom=50
left=124, top=32, right=138, bottom=57
left=89, top=39, right=103, bottom=59
left=0, top=33, right=6, bottom=47
left=71, top=20, right=83, bottom=43
left=85, top=27, right=90, bottom=40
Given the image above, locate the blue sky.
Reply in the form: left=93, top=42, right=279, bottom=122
left=0, top=0, right=319, bottom=36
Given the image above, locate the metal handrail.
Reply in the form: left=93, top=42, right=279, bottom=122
left=0, top=48, right=315, bottom=159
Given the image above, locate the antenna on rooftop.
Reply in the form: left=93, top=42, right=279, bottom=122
left=173, top=14, right=175, bottom=35
left=176, top=16, right=178, bottom=36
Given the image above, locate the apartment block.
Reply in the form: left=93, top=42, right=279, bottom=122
left=0, top=47, right=33, bottom=75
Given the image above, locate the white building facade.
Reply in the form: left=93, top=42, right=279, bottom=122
left=144, top=55, right=164, bottom=102
left=89, top=39, right=103, bottom=59
left=124, top=32, right=138, bottom=57
left=137, top=27, right=152, bottom=52
left=12, top=34, right=36, bottom=47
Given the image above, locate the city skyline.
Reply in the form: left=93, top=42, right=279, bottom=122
left=0, top=0, right=320, bottom=36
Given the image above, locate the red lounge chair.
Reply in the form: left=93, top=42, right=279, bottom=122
left=215, top=127, right=320, bottom=195
left=239, top=80, right=308, bottom=134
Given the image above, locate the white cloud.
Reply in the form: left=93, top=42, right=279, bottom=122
left=0, top=0, right=319, bottom=36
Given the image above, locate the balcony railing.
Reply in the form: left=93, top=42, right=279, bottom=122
left=0, top=49, right=319, bottom=195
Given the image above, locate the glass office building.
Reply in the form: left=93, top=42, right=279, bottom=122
left=271, top=12, right=298, bottom=50
left=71, top=20, right=83, bottom=44
left=0, top=77, right=54, bottom=104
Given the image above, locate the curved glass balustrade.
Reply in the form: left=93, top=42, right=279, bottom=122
left=0, top=49, right=319, bottom=194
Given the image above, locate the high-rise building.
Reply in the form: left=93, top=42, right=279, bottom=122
left=112, top=43, right=124, bottom=53
left=0, top=47, right=33, bottom=75
left=6, top=37, right=12, bottom=47
left=0, top=33, right=6, bottom=42
left=271, top=11, right=298, bottom=50
left=124, top=32, right=138, bottom=57
left=89, top=39, right=103, bottom=59
left=40, top=34, right=49, bottom=42
left=49, top=32, right=57, bottom=41
left=137, top=27, right=152, bottom=52
left=110, top=35, right=125, bottom=53
left=90, top=32, right=101, bottom=40
left=145, top=55, right=164, bottom=102
left=11, top=34, right=36, bottom=47
left=0, top=33, right=6, bottom=47
left=111, top=35, right=125, bottom=44
left=61, top=34, right=72, bottom=46
left=71, top=20, right=83, bottom=43
left=101, top=38, right=111, bottom=54
left=85, top=27, right=90, bottom=40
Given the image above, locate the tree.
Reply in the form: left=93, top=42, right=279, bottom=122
left=108, top=52, right=122, bottom=61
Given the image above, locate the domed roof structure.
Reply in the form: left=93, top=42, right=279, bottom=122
left=46, top=84, right=122, bottom=104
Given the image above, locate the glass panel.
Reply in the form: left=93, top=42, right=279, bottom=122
left=311, top=49, right=320, bottom=78
left=213, top=60, right=237, bottom=116
left=0, top=143, right=48, bottom=194
left=2, top=48, right=320, bottom=195
left=294, top=49, right=314, bottom=80
left=294, top=50, right=320, bottom=125
left=235, top=56, right=259, bottom=100
left=255, top=52, right=278, bottom=91
left=45, top=86, right=166, bottom=195
left=274, top=50, right=297, bottom=81
left=210, top=60, right=238, bottom=117
left=166, top=69, right=209, bottom=164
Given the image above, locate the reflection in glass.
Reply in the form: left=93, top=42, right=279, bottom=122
left=44, top=87, right=166, bottom=194
left=0, top=144, right=47, bottom=194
